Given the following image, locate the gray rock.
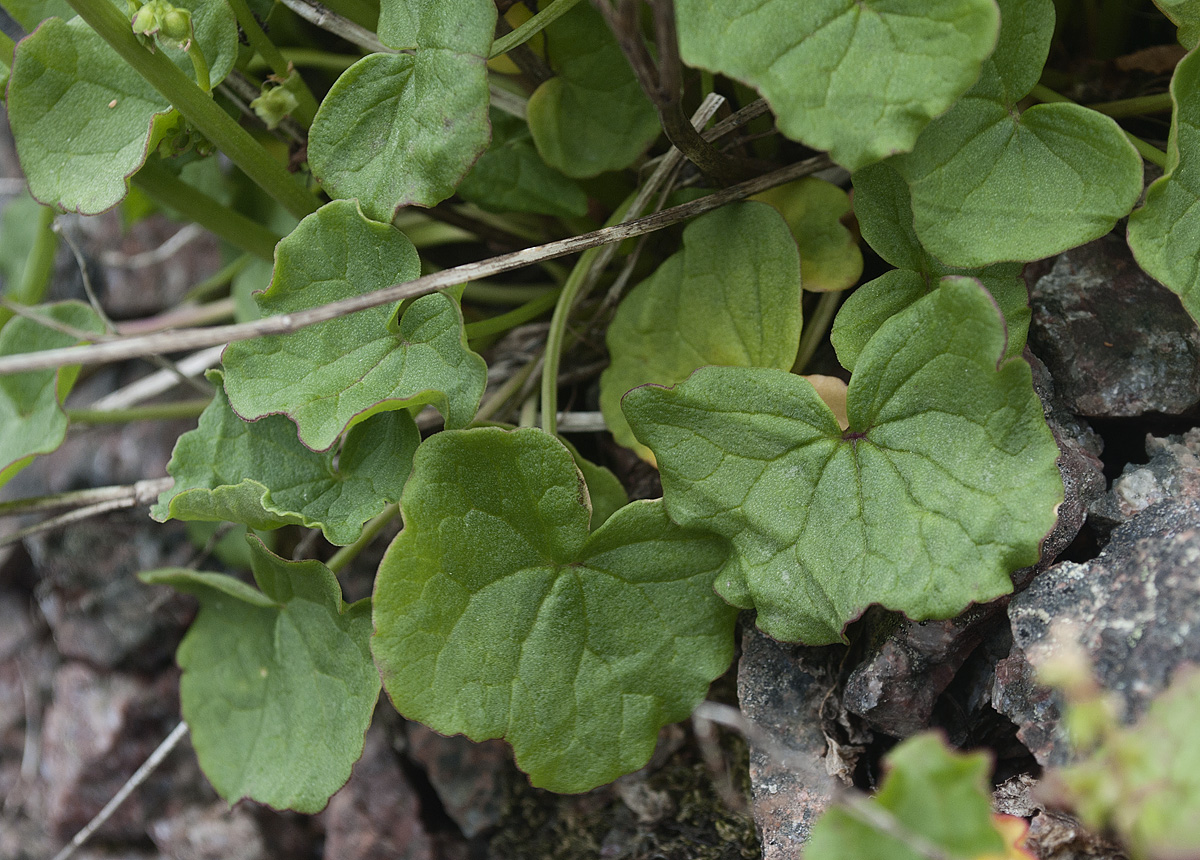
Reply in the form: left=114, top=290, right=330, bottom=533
left=737, top=626, right=840, bottom=858
left=406, top=723, right=509, bottom=839
left=323, top=721, right=436, bottom=860
left=1089, top=428, right=1200, bottom=538
left=28, top=512, right=195, bottom=671
left=1027, top=232, right=1200, bottom=417
left=150, top=803, right=268, bottom=860
left=40, top=663, right=180, bottom=839
left=995, top=498, right=1200, bottom=766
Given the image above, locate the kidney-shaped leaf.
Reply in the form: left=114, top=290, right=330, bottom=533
left=892, top=0, right=1142, bottom=267
left=7, top=1, right=237, bottom=214
left=838, top=160, right=1029, bottom=371
left=753, top=177, right=863, bottom=292
left=1127, top=46, right=1200, bottom=324
left=806, top=733, right=1010, bottom=860
left=600, top=201, right=802, bottom=460
left=307, top=0, right=494, bottom=218
left=140, top=536, right=379, bottom=813
left=0, top=301, right=103, bottom=487
left=457, top=109, right=589, bottom=218
left=152, top=370, right=419, bottom=545
left=674, top=0, right=1000, bottom=171
left=371, top=427, right=737, bottom=793
left=221, top=200, right=487, bottom=451
left=1153, top=0, right=1200, bottom=48
left=526, top=1, right=661, bottom=178
left=624, top=278, right=1062, bottom=644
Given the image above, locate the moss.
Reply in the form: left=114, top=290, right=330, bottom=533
left=487, top=730, right=760, bottom=860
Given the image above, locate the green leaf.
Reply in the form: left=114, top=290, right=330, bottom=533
left=805, top=733, right=1008, bottom=859
left=153, top=370, right=420, bottom=545
left=1052, top=668, right=1200, bottom=860
left=839, top=159, right=1029, bottom=371
left=0, top=301, right=104, bottom=487
left=1127, top=46, right=1200, bottom=324
left=307, top=0, right=495, bottom=219
left=600, top=202, right=802, bottom=461
left=674, top=0, right=1000, bottom=171
left=371, top=427, right=736, bottom=793
left=1153, top=0, right=1200, bottom=48
left=457, top=109, right=589, bottom=218
left=0, top=192, right=42, bottom=290
left=623, top=278, right=1062, bottom=644
left=0, top=0, right=74, bottom=31
left=559, top=437, right=629, bottom=529
left=891, top=0, right=1142, bottom=267
left=526, top=1, right=661, bottom=178
left=6, top=0, right=237, bottom=214
left=221, top=200, right=487, bottom=452
left=753, top=177, right=863, bottom=293
left=140, top=536, right=379, bottom=813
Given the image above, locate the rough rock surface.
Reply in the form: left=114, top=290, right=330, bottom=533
left=406, top=722, right=509, bottom=839
left=996, top=493, right=1200, bottom=766
left=150, top=803, right=268, bottom=860
left=1089, top=428, right=1200, bottom=538
left=323, top=721, right=438, bottom=860
left=736, top=626, right=840, bottom=858
left=39, top=663, right=183, bottom=839
left=1026, top=232, right=1200, bottom=417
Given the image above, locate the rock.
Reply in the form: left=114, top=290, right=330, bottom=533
left=150, top=803, right=268, bottom=860
left=40, top=663, right=181, bottom=839
left=28, top=512, right=195, bottom=671
left=1027, top=232, right=1200, bottom=417
left=1089, top=428, right=1200, bottom=538
left=995, top=498, right=1200, bottom=766
left=1024, top=811, right=1129, bottom=860
left=737, top=625, right=840, bottom=857
left=405, top=723, right=509, bottom=839
left=323, top=721, right=437, bottom=860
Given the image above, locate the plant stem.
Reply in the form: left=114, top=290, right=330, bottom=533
left=225, top=0, right=319, bottom=125
left=277, top=0, right=387, bottom=52
left=0, top=155, right=833, bottom=375
left=248, top=48, right=361, bottom=75
left=0, top=478, right=173, bottom=518
left=132, top=160, right=282, bottom=261
left=183, top=253, right=252, bottom=302
left=462, top=282, right=555, bottom=305
left=1029, top=83, right=1169, bottom=168
left=792, top=290, right=842, bottom=374
left=541, top=254, right=597, bottom=437
left=15, top=205, right=59, bottom=306
left=326, top=504, right=398, bottom=572
left=64, top=0, right=320, bottom=220
left=488, top=0, right=582, bottom=59
left=66, top=399, right=211, bottom=423
left=1086, top=92, right=1173, bottom=118
left=465, top=287, right=562, bottom=340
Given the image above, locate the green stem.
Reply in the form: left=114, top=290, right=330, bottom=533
left=65, top=0, right=320, bottom=220
left=133, top=160, right=282, bottom=261
left=185, top=37, right=211, bottom=93
left=1030, top=83, right=1169, bottom=168
left=792, top=291, right=841, bottom=375
left=465, top=287, right=562, bottom=341
left=15, top=206, right=60, bottom=305
left=462, top=282, right=556, bottom=305
left=66, top=399, right=211, bottom=423
left=225, top=0, right=318, bottom=125
left=326, top=503, right=398, bottom=573
left=489, top=0, right=583, bottom=58
left=183, top=253, right=252, bottom=302
left=541, top=248, right=598, bottom=436
left=248, top=48, right=361, bottom=75
left=1086, top=92, right=1173, bottom=118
